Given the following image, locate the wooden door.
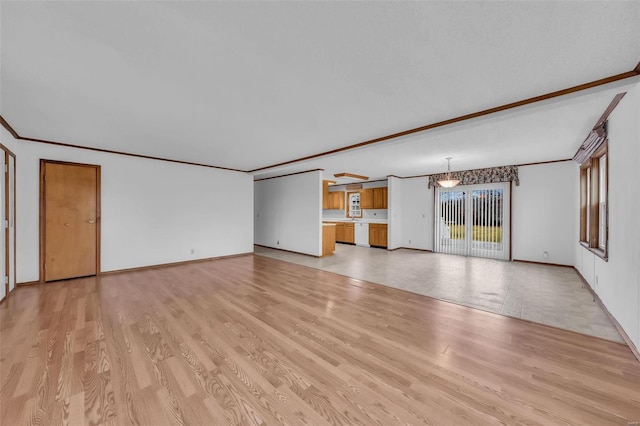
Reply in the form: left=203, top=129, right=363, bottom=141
left=41, top=161, right=100, bottom=282
left=1, top=154, right=5, bottom=300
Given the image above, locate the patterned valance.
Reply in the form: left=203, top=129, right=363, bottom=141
left=428, top=165, right=519, bottom=188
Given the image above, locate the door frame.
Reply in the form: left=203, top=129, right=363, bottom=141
left=1, top=142, right=16, bottom=298
left=39, top=159, right=101, bottom=283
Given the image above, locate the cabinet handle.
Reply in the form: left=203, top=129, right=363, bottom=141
left=88, top=220, right=96, bottom=224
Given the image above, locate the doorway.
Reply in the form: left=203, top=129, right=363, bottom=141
left=434, top=182, right=510, bottom=260
left=40, top=160, right=101, bottom=282
left=0, top=145, right=16, bottom=300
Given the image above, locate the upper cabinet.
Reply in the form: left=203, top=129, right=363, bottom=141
left=361, top=187, right=387, bottom=209
left=329, top=191, right=345, bottom=210
left=324, top=181, right=387, bottom=211
left=323, top=180, right=345, bottom=210
left=360, top=188, right=374, bottom=209
left=373, top=187, right=388, bottom=209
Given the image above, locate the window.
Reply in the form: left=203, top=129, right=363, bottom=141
left=580, top=142, right=608, bottom=259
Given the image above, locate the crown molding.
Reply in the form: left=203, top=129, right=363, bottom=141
left=249, top=62, right=640, bottom=173
left=253, top=169, right=323, bottom=181
left=0, top=115, right=246, bottom=173
left=3, top=62, right=638, bottom=175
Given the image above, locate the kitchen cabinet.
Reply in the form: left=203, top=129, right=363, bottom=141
left=329, top=222, right=355, bottom=244
left=335, top=222, right=344, bottom=242
left=360, top=187, right=388, bottom=209
left=373, top=187, right=388, bottom=209
left=322, top=224, right=336, bottom=256
left=343, top=223, right=355, bottom=244
left=360, top=188, right=374, bottom=209
left=369, top=223, right=388, bottom=248
left=322, top=180, right=330, bottom=209
left=325, top=191, right=345, bottom=210
left=323, top=181, right=344, bottom=210
left=331, top=191, right=345, bottom=210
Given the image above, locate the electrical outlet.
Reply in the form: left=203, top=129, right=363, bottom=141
left=277, top=240, right=280, bottom=245
left=543, top=251, right=549, bottom=259
left=190, top=248, right=195, bottom=255
left=409, top=239, right=412, bottom=244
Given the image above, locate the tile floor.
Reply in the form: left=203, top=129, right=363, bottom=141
left=254, top=244, right=624, bottom=343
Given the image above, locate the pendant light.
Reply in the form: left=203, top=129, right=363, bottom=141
left=437, top=157, right=460, bottom=188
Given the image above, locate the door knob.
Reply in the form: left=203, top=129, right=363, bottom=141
left=88, top=220, right=95, bottom=224
left=64, top=223, right=70, bottom=227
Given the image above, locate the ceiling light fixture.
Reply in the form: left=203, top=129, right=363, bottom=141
left=333, top=173, right=369, bottom=181
left=437, top=157, right=460, bottom=188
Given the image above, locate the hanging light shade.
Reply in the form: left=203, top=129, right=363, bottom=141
left=437, top=157, right=460, bottom=188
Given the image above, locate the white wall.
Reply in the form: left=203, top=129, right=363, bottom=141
left=387, top=176, right=403, bottom=249
left=397, top=177, right=433, bottom=250
left=1, top=127, right=19, bottom=153
left=575, top=83, right=640, bottom=349
left=512, top=161, right=576, bottom=265
left=16, top=141, right=254, bottom=282
left=254, top=171, right=322, bottom=256
left=395, top=164, right=576, bottom=258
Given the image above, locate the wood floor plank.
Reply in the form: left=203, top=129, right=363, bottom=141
left=1, top=254, right=640, bottom=425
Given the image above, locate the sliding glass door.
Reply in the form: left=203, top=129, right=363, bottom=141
left=434, top=182, right=510, bottom=260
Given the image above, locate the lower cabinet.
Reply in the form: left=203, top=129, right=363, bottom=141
left=333, top=222, right=355, bottom=244
left=335, top=223, right=344, bottom=242
left=343, top=223, right=354, bottom=243
left=369, top=223, right=388, bottom=248
left=322, top=225, right=336, bottom=256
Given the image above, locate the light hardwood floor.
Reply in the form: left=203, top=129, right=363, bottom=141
left=1, top=254, right=639, bottom=425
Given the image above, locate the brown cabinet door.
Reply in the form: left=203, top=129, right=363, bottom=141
left=335, top=223, right=345, bottom=242
left=369, top=224, right=387, bottom=247
left=322, top=180, right=329, bottom=209
left=344, top=224, right=354, bottom=243
left=328, top=191, right=345, bottom=210
left=360, top=188, right=374, bottom=209
left=43, top=162, right=100, bottom=281
left=336, top=191, right=345, bottom=210
left=382, top=187, right=388, bottom=209
left=380, top=224, right=388, bottom=247
left=369, top=224, right=378, bottom=246
left=373, top=188, right=383, bottom=209
left=372, top=187, right=388, bottom=209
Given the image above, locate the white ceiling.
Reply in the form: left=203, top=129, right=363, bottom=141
left=1, top=1, right=639, bottom=177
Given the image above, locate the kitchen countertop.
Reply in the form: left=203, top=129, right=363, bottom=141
left=322, top=218, right=388, bottom=224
